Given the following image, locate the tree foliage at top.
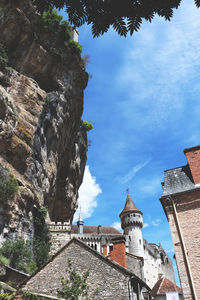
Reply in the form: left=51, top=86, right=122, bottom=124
left=33, top=0, right=200, bottom=37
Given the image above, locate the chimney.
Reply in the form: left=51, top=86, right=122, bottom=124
left=184, top=145, right=200, bottom=184
left=98, top=225, right=102, bottom=234
left=103, top=244, right=107, bottom=257
left=109, top=237, right=127, bottom=268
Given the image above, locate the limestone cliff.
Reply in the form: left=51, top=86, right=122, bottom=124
left=0, top=0, right=88, bottom=243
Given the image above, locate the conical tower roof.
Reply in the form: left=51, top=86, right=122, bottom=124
left=119, top=194, right=142, bottom=218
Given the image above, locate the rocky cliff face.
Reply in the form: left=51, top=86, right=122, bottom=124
left=0, top=0, right=88, bottom=243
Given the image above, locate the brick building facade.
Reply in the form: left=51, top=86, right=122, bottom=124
left=160, top=145, right=200, bottom=300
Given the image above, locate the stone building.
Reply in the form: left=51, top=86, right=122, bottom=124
left=150, top=277, right=183, bottom=300
left=22, top=237, right=150, bottom=300
left=49, top=194, right=175, bottom=289
left=160, top=145, right=200, bottom=300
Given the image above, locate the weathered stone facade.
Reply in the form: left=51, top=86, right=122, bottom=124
left=23, top=238, right=150, bottom=300
left=160, top=145, right=200, bottom=300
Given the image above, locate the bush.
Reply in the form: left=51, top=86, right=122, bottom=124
left=67, top=40, right=82, bottom=56
left=33, top=206, right=51, bottom=268
left=0, top=43, right=8, bottom=70
left=0, top=168, right=19, bottom=204
left=81, top=121, right=93, bottom=131
left=42, top=10, right=72, bottom=42
left=0, top=239, right=32, bottom=273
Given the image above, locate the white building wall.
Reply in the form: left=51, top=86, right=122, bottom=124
left=125, top=225, right=144, bottom=257
left=143, top=248, right=159, bottom=288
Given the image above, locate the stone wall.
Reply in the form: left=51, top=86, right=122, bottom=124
left=126, top=253, right=142, bottom=279
left=165, top=191, right=200, bottom=300
left=23, top=239, right=133, bottom=300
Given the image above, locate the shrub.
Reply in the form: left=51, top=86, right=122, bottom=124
left=81, top=55, right=90, bottom=68
left=81, top=121, right=93, bottom=131
left=0, top=239, right=32, bottom=273
left=0, top=43, right=8, bottom=70
left=33, top=206, right=51, bottom=268
left=67, top=40, right=82, bottom=56
left=42, top=10, right=72, bottom=41
left=0, top=167, right=19, bottom=204
left=0, top=254, right=10, bottom=266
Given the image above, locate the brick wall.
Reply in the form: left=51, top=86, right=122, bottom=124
left=23, top=240, right=133, bottom=300
left=109, top=241, right=127, bottom=268
left=184, top=146, right=200, bottom=184
left=166, top=191, right=200, bottom=300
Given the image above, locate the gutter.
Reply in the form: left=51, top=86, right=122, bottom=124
left=171, top=198, right=197, bottom=300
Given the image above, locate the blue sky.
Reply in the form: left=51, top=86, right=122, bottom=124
left=62, top=0, right=200, bottom=284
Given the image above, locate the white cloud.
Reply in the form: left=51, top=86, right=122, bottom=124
left=143, top=223, right=149, bottom=228
left=141, top=177, right=161, bottom=195
left=115, top=0, right=200, bottom=130
left=111, top=221, right=123, bottom=233
left=73, top=166, right=102, bottom=222
left=152, top=219, right=161, bottom=227
left=116, top=158, right=151, bottom=184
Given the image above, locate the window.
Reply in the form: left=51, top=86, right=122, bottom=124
left=109, top=245, right=113, bottom=252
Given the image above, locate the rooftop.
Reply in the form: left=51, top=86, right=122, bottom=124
left=71, top=225, right=122, bottom=235
left=120, top=194, right=142, bottom=217
left=161, top=164, right=197, bottom=197
left=151, top=277, right=182, bottom=296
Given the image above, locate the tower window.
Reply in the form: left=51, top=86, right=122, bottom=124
left=139, top=239, right=141, bottom=244
left=129, top=236, right=131, bottom=241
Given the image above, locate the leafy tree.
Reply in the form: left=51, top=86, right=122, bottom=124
left=33, top=0, right=200, bottom=37
left=33, top=206, right=51, bottom=268
left=0, top=239, right=33, bottom=273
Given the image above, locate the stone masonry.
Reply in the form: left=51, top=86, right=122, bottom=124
left=160, top=145, right=200, bottom=300
left=23, top=238, right=149, bottom=300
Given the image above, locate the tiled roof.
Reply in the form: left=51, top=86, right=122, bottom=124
left=71, top=225, right=122, bottom=235
left=151, top=277, right=182, bottom=297
left=161, top=165, right=196, bottom=197
left=120, top=194, right=142, bottom=217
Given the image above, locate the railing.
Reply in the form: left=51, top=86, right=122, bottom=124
left=48, top=222, right=71, bottom=232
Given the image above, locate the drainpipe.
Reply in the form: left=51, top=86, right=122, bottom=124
left=171, top=198, right=197, bottom=300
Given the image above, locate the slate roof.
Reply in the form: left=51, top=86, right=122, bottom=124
left=120, top=194, right=142, bottom=217
left=151, top=277, right=182, bottom=296
left=161, top=164, right=197, bottom=197
left=71, top=225, right=122, bottom=235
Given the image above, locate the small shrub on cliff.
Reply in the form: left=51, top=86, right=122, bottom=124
left=42, top=10, right=72, bottom=41
left=66, top=40, right=82, bottom=56
left=0, top=43, right=8, bottom=70
left=81, top=120, right=93, bottom=131
left=0, top=167, right=18, bottom=203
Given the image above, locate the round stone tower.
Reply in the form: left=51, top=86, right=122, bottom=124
left=120, top=194, right=144, bottom=257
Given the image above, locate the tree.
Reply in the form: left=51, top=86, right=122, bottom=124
left=33, top=0, right=200, bottom=37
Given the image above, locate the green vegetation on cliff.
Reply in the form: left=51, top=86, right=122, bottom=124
left=0, top=165, right=18, bottom=204
left=0, top=43, right=8, bottom=70
left=81, top=121, right=93, bottom=132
